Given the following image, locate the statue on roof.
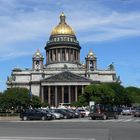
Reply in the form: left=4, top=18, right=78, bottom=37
left=108, top=62, right=115, bottom=71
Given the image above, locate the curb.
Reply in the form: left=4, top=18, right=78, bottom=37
left=0, top=116, right=20, bottom=121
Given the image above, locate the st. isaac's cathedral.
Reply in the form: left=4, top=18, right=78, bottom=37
left=7, top=13, right=120, bottom=106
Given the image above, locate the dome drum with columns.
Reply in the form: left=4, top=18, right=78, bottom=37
left=6, top=13, right=120, bottom=107
left=45, top=12, right=81, bottom=65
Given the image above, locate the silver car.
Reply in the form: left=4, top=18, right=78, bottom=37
left=48, top=109, right=64, bottom=119
left=121, top=107, right=132, bottom=115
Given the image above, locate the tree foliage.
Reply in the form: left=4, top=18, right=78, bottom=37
left=106, top=83, right=132, bottom=106
left=79, top=83, right=134, bottom=106
left=84, top=84, right=115, bottom=105
left=0, top=88, right=41, bottom=112
left=125, top=86, right=140, bottom=104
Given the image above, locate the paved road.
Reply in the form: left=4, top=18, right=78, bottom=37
left=0, top=115, right=139, bottom=140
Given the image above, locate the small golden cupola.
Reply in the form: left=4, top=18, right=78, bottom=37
left=32, top=49, right=44, bottom=70
left=87, top=49, right=96, bottom=58
left=85, top=49, right=97, bottom=71
left=51, top=12, right=75, bottom=36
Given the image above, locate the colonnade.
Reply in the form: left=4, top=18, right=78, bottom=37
left=46, top=48, right=80, bottom=64
left=41, top=85, right=84, bottom=107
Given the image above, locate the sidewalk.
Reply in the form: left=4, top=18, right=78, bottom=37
left=0, top=116, right=20, bottom=121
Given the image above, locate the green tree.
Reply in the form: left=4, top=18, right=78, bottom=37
left=71, top=95, right=88, bottom=107
left=125, top=86, right=140, bottom=105
left=106, top=83, right=131, bottom=106
left=3, top=88, right=30, bottom=110
left=79, top=83, right=133, bottom=106
left=84, top=84, right=115, bottom=105
left=31, top=96, right=41, bottom=108
left=0, top=88, right=41, bottom=112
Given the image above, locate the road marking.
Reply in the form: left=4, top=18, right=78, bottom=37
left=123, top=119, right=133, bottom=122
left=133, top=119, right=140, bottom=122
left=0, top=137, right=95, bottom=140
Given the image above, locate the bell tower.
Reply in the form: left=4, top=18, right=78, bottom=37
left=85, top=49, right=97, bottom=77
left=32, top=49, right=44, bottom=70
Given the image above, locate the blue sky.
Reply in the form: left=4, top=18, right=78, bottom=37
left=0, top=0, right=140, bottom=92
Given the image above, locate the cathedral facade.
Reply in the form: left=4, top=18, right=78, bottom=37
left=7, top=13, right=119, bottom=106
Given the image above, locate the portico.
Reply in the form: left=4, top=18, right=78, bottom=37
left=41, top=85, right=84, bottom=107
left=41, top=71, right=91, bottom=106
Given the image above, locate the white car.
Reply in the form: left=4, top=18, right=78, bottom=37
left=121, top=107, right=132, bottom=115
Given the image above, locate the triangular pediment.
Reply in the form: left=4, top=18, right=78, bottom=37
left=42, top=71, right=92, bottom=82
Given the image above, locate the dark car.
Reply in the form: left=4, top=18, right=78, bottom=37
left=133, top=108, right=140, bottom=117
left=89, top=104, right=119, bottom=120
left=63, top=109, right=76, bottom=118
left=20, top=108, right=53, bottom=121
left=68, top=109, right=80, bottom=118
left=116, top=107, right=123, bottom=115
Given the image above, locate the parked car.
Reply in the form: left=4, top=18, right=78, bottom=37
left=20, top=108, right=53, bottom=121
left=89, top=104, right=119, bottom=120
left=76, top=108, right=86, bottom=118
left=121, top=107, right=133, bottom=115
left=48, top=109, right=64, bottom=119
left=51, top=109, right=73, bottom=119
left=81, top=107, right=90, bottom=117
left=133, top=108, right=140, bottom=117
left=116, top=107, right=123, bottom=115
left=68, top=109, right=80, bottom=118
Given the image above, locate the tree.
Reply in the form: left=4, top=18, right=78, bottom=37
left=79, top=83, right=133, bottom=106
left=71, top=95, right=88, bottom=107
left=0, top=88, right=41, bottom=112
left=84, top=84, right=115, bottom=105
left=106, top=83, right=131, bottom=106
left=31, top=96, right=42, bottom=108
left=125, top=86, right=140, bottom=105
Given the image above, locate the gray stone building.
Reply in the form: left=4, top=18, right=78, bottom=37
left=7, top=13, right=120, bottom=106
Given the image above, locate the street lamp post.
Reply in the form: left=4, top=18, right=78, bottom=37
left=29, top=90, right=33, bottom=109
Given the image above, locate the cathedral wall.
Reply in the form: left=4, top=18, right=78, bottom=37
left=41, top=81, right=90, bottom=86
left=90, top=74, right=99, bottom=81
left=98, top=74, right=113, bottom=82
left=89, top=70, right=116, bottom=82
left=15, top=75, right=30, bottom=82
left=31, top=84, right=40, bottom=96
left=31, top=74, right=42, bottom=81
left=7, top=84, right=30, bottom=90
left=16, top=85, right=30, bottom=89
left=44, top=69, right=85, bottom=76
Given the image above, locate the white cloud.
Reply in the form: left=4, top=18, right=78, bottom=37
left=71, top=11, right=140, bottom=42
left=0, top=0, right=140, bottom=60
left=0, top=51, right=32, bottom=61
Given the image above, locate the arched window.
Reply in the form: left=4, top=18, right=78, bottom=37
left=36, top=61, right=39, bottom=65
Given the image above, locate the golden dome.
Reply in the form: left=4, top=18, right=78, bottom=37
left=51, top=12, right=75, bottom=36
